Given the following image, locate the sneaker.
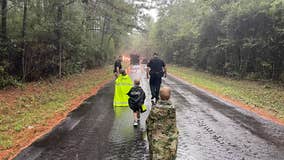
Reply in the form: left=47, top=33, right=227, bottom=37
left=151, top=98, right=155, bottom=105
left=133, top=121, right=138, bottom=126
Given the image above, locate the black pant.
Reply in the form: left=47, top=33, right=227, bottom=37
left=149, top=74, right=162, bottom=101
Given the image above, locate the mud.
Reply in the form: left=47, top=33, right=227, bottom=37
left=14, top=65, right=284, bottom=160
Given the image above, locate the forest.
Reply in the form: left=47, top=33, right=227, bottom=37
left=130, top=0, right=284, bottom=81
left=0, top=0, right=152, bottom=88
left=1, top=0, right=284, bottom=89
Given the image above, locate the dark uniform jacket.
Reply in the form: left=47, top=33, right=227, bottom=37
left=127, top=86, right=146, bottom=110
left=147, top=57, right=165, bottom=77
left=113, top=59, right=122, bottom=73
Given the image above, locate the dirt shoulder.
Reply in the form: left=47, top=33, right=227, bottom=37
left=168, top=65, right=284, bottom=126
left=0, top=67, right=113, bottom=160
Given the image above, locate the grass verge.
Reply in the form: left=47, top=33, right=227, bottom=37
left=168, top=65, right=284, bottom=123
left=0, top=67, right=113, bottom=159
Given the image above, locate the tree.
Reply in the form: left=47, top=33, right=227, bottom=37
left=1, top=0, right=7, bottom=40
left=0, top=0, right=142, bottom=88
left=136, top=0, right=284, bottom=81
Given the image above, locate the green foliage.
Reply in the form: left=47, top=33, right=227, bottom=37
left=0, top=0, right=140, bottom=87
left=141, top=0, right=284, bottom=81
left=0, top=66, right=20, bottom=89
left=0, top=134, right=13, bottom=149
left=169, top=65, right=284, bottom=120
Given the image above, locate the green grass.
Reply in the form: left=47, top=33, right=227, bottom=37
left=168, top=65, right=284, bottom=120
left=0, top=67, right=113, bottom=151
left=0, top=135, right=13, bottom=149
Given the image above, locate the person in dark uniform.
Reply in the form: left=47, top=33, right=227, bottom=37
left=147, top=53, right=167, bottom=105
left=114, top=55, right=123, bottom=78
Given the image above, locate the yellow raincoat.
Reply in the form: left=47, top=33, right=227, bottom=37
left=113, top=74, right=133, bottom=107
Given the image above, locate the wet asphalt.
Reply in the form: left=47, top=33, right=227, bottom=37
left=14, top=65, right=284, bottom=160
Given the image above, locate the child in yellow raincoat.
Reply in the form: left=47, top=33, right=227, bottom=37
left=113, top=69, right=133, bottom=107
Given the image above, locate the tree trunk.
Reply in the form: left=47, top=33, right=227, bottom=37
left=22, top=0, right=28, bottom=81
left=272, top=53, right=282, bottom=80
left=107, top=32, right=114, bottom=46
left=1, top=0, right=7, bottom=41
left=55, top=1, right=76, bottom=78
left=56, top=5, right=63, bottom=78
left=100, top=16, right=107, bottom=53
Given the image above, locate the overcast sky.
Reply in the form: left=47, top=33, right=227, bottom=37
left=147, top=8, right=158, bottom=22
left=146, top=0, right=159, bottom=22
left=130, top=0, right=159, bottom=22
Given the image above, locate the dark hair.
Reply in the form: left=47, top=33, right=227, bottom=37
left=120, top=69, right=126, bottom=75
left=134, top=79, right=140, bottom=85
left=153, top=52, right=158, bottom=56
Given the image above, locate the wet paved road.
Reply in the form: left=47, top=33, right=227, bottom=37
left=165, top=76, right=284, bottom=160
left=14, top=65, right=284, bottom=160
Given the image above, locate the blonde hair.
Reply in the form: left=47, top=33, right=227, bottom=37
left=160, top=87, right=171, bottom=100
